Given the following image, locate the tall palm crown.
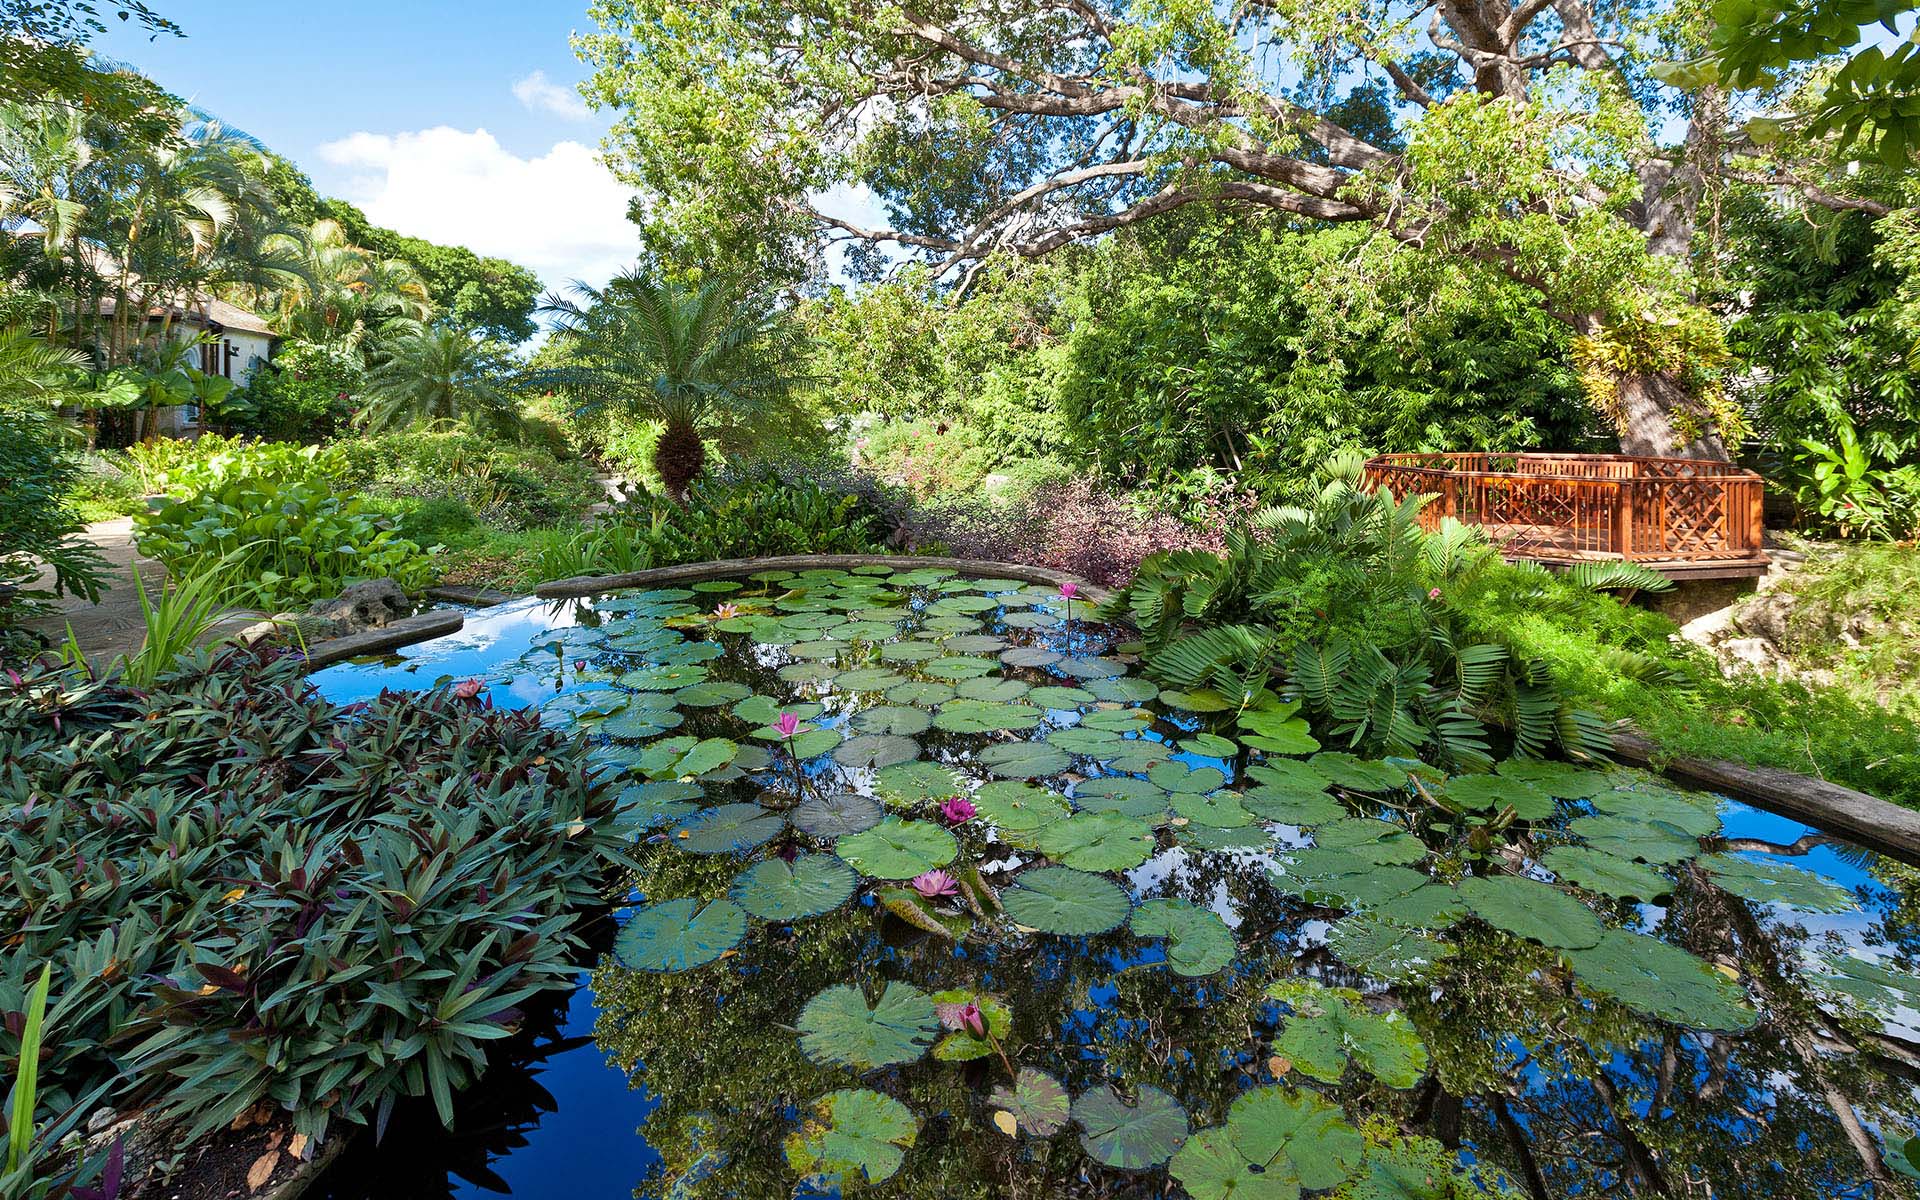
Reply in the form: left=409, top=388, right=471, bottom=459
left=537, top=269, right=807, bottom=498
left=265, top=219, right=430, bottom=343
left=362, top=321, right=519, bottom=437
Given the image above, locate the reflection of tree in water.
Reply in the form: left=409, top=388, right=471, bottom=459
left=593, top=835, right=1920, bottom=1199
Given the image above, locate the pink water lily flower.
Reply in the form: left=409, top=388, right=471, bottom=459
left=775, top=712, right=801, bottom=738
left=452, top=679, right=484, bottom=701
left=956, top=1001, right=987, bottom=1038
left=1058, top=582, right=1080, bottom=600
left=939, top=795, right=977, bottom=824
left=713, top=602, right=742, bottom=620
left=911, top=869, right=959, bottom=899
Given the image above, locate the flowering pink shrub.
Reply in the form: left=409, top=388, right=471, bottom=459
left=904, top=477, right=1248, bottom=587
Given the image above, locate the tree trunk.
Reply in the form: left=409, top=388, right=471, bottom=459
left=1615, top=371, right=1727, bottom=460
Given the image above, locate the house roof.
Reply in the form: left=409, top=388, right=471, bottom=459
left=94, top=294, right=279, bottom=338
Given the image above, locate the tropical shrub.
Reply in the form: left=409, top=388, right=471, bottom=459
left=1102, top=480, right=1666, bottom=766
left=227, top=337, right=364, bottom=441
left=0, top=647, right=629, bottom=1146
left=134, top=456, right=432, bottom=610
left=59, top=452, right=145, bottom=521
left=537, top=271, right=814, bottom=498
left=906, top=476, right=1238, bottom=588
left=331, top=428, right=604, bottom=532
left=536, top=466, right=894, bottom=581
left=122, top=433, right=346, bottom=497
left=0, top=329, right=104, bottom=656
left=361, top=322, right=524, bottom=437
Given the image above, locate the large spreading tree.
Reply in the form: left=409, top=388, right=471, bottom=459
left=576, top=0, right=1909, bottom=458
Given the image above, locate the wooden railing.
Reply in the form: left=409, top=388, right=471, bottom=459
left=1361, top=453, right=1767, bottom=566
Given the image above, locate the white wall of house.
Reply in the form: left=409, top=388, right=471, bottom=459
left=222, top=330, right=274, bottom=385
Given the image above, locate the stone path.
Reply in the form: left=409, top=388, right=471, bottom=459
left=25, top=518, right=167, bottom=665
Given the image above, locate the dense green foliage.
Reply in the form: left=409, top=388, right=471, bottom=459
left=0, top=647, right=628, bottom=1144
left=0, top=327, right=102, bottom=655
left=133, top=442, right=432, bottom=610
left=1104, top=481, right=1658, bottom=766
left=533, top=468, right=894, bottom=583
left=808, top=217, right=1588, bottom=511
left=227, top=336, right=365, bottom=441
left=333, top=428, right=605, bottom=533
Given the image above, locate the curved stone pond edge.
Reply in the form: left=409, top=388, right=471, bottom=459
left=300, top=554, right=1920, bottom=869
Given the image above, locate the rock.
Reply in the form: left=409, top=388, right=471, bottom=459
left=304, top=578, right=411, bottom=637
left=1719, top=636, right=1786, bottom=676
left=1732, top=588, right=1799, bottom=646
left=86, top=1106, right=119, bottom=1135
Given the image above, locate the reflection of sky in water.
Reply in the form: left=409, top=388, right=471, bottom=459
left=309, top=586, right=1920, bottom=1198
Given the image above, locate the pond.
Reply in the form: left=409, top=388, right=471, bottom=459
left=308, top=565, right=1920, bottom=1199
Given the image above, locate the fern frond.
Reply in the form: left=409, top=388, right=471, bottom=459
left=1289, top=639, right=1351, bottom=712
left=1564, top=560, right=1674, bottom=594
left=1147, top=624, right=1278, bottom=691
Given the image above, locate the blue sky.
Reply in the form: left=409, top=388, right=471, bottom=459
left=94, top=1, right=643, bottom=292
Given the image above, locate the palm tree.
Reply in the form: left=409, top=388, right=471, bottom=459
left=537, top=269, right=808, bottom=499
left=0, top=324, right=90, bottom=410
left=264, top=219, right=431, bottom=343
left=361, top=321, right=520, bottom=436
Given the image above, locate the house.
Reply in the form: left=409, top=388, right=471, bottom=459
left=96, top=293, right=282, bottom=436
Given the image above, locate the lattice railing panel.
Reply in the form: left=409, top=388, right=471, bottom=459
left=1361, top=453, right=1766, bottom=566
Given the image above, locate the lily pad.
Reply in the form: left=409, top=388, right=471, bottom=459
left=1564, top=928, right=1758, bottom=1030
left=1086, top=676, right=1159, bottom=704
left=1054, top=656, right=1129, bottom=680
left=1237, top=700, right=1322, bottom=755
left=1268, top=980, right=1428, bottom=1088
left=884, top=680, right=956, bottom=707
left=973, top=782, right=1071, bottom=836
left=1224, top=1087, right=1365, bottom=1192
left=1071, top=1085, right=1189, bottom=1170
left=1495, top=758, right=1610, bottom=799
left=1037, top=812, right=1156, bottom=871
left=924, top=656, right=1000, bottom=680
left=853, top=705, right=934, bottom=736
left=1169, top=1126, right=1300, bottom=1200
left=1002, top=866, right=1132, bottom=935
left=1148, top=761, right=1228, bottom=794
left=833, top=734, right=921, bottom=769
left=955, top=676, right=1031, bottom=702
left=1542, top=846, right=1672, bottom=900
left=989, top=1068, right=1071, bottom=1138
left=783, top=1089, right=918, bottom=1186
left=1029, top=684, right=1097, bottom=708
left=834, top=667, right=909, bottom=691
left=836, top=817, right=958, bottom=879
left=729, top=853, right=859, bottom=921
left=792, top=791, right=885, bottom=837
left=1002, top=646, right=1063, bottom=668
left=671, top=802, right=786, bottom=855
left=1172, top=792, right=1255, bottom=827
left=874, top=760, right=962, bottom=804
left=1130, top=899, right=1237, bottom=976
left=934, top=699, right=1045, bottom=734
left=1699, top=853, right=1854, bottom=912
left=1325, top=915, right=1458, bottom=982
left=613, top=780, right=704, bottom=830
left=1458, top=874, right=1605, bottom=949
left=1308, top=753, right=1407, bottom=792
left=978, top=741, right=1072, bottom=779
left=797, top=982, right=940, bottom=1070
left=672, top=680, right=753, bottom=708
left=1437, top=774, right=1555, bottom=820
left=614, top=898, right=746, bottom=972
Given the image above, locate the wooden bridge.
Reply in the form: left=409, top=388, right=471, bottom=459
left=1361, top=453, right=1770, bottom=580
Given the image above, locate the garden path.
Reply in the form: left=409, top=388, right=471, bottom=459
left=22, top=519, right=262, bottom=668
left=24, top=518, right=163, bottom=664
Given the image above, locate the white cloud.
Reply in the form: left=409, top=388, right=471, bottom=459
left=511, top=70, right=592, bottom=122
left=316, top=126, right=639, bottom=300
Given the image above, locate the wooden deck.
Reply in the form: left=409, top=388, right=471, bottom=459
left=1362, top=453, right=1769, bottom=579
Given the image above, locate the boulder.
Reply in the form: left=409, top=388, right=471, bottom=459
left=305, top=578, right=412, bottom=637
